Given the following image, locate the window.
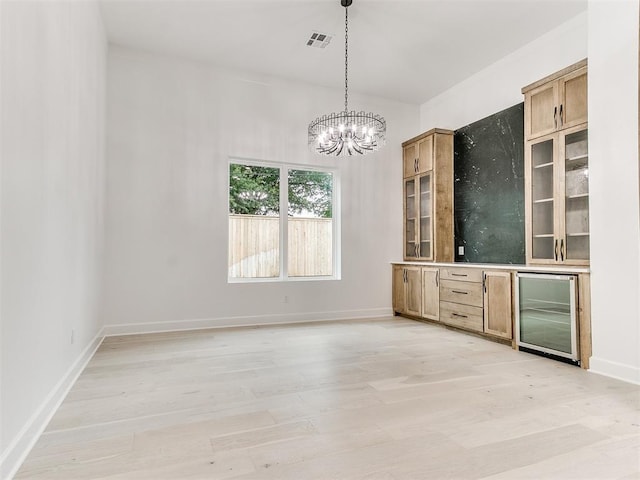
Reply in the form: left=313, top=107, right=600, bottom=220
left=228, top=161, right=338, bottom=281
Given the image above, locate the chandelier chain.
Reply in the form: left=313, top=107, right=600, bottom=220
left=344, top=4, right=348, bottom=113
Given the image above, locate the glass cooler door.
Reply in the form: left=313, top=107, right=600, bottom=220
left=515, top=273, right=578, bottom=361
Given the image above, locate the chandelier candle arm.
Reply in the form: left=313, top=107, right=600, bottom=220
left=308, top=0, right=386, bottom=156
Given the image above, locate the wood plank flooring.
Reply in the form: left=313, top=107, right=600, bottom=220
left=15, top=317, right=640, bottom=479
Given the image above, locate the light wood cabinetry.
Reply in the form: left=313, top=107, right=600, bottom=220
left=483, top=270, right=513, bottom=339
left=421, top=267, right=440, bottom=321
left=392, top=266, right=404, bottom=314
left=524, top=60, right=587, bottom=140
left=439, top=268, right=484, bottom=333
left=577, top=272, right=591, bottom=369
left=392, top=265, right=422, bottom=317
left=440, top=280, right=483, bottom=307
left=391, top=264, right=590, bottom=363
left=523, top=60, right=589, bottom=266
left=440, top=266, right=483, bottom=283
left=403, top=134, right=433, bottom=178
left=402, top=129, right=453, bottom=262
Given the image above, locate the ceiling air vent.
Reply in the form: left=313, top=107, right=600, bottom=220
left=306, top=32, right=332, bottom=48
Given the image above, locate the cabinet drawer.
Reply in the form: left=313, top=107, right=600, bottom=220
left=439, top=301, right=484, bottom=332
left=440, top=280, right=483, bottom=307
left=439, top=267, right=483, bottom=283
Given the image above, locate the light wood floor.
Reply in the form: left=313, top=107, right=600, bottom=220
left=16, top=317, right=640, bottom=479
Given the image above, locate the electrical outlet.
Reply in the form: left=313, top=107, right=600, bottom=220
left=458, top=245, right=465, bottom=256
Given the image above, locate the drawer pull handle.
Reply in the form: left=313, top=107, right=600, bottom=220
left=452, top=313, right=468, bottom=318
left=452, top=290, right=468, bottom=295
left=451, top=273, right=467, bottom=277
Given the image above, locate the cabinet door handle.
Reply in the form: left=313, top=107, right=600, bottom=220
left=403, top=269, right=407, bottom=283
left=435, top=270, right=439, bottom=287
left=414, top=158, right=418, bottom=173
left=452, top=290, right=468, bottom=295
left=483, top=273, right=487, bottom=293
left=560, top=238, right=565, bottom=262
left=452, top=313, right=468, bottom=319
left=554, top=239, right=559, bottom=261
left=559, top=104, right=563, bottom=127
left=553, top=106, right=558, bottom=129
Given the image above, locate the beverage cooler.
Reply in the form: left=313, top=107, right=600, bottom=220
left=515, top=273, right=579, bottom=363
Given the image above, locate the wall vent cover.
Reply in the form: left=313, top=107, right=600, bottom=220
left=306, top=32, right=332, bottom=48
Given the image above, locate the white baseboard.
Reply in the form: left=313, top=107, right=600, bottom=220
left=589, top=357, right=640, bottom=385
left=103, top=308, right=393, bottom=336
left=0, top=329, right=105, bottom=480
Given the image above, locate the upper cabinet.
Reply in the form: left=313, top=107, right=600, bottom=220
left=523, top=60, right=589, bottom=266
left=524, top=59, right=588, bottom=140
left=403, top=134, right=433, bottom=177
left=402, top=129, right=454, bottom=262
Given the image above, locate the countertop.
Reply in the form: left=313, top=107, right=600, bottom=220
left=390, top=261, right=590, bottom=274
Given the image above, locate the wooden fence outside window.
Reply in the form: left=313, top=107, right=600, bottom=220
left=228, top=215, right=332, bottom=278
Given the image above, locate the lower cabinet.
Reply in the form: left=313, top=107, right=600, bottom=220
left=439, top=301, right=484, bottom=332
left=421, top=267, right=440, bottom=320
left=439, top=267, right=484, bottom=333
left=483, top=270, right=513, bottom=339
left=392, top=265, right=422, bottom=317
left=392, top=264, right=514, bottom=341
left=392, top=263, right=590, bottom=367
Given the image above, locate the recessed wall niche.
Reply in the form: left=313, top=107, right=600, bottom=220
left=453, top=103, right=525, bottom=264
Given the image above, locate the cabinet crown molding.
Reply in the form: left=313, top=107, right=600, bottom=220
left=402, top=128, right=454, bottom=147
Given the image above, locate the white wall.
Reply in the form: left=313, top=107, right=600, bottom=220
left=102, top=46, right=418, bottom=333
left=0, top=1, right=107, bottom=477
left=420, top=5, right=640, bottom=384
left=588, top=0, right=640, bottom=383
left=420, top=11, right=588, bottom=131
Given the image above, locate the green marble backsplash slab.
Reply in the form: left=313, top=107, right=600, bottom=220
left=454, top=102, right=525, bottom=264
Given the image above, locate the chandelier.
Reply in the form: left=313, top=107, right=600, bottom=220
left=308, top=0, right=386, bottom=156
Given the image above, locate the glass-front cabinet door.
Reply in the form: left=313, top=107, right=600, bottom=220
left=404, top=173, right=433, bottom=260
left=529, top=135, right=556, bottom=262
left=526, top=128, right=590, bottom=265
left=561, top=127, right=589, bottom=263
left=418, top=173, right=432, bottom=260
left=404, top=177, right=417, bottom=259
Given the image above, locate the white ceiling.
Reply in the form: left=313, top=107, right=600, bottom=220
left=99, top=0, right=587, bottom=105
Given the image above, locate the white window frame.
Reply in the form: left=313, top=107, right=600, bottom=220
left=228, top=158, right=341, bottom=283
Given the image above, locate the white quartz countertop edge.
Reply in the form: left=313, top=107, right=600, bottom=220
left=390, top=261, right=590, bottom=274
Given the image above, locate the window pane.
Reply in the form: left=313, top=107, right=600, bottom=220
left=287, top=170, right=333, bottom=277
left=228, top=164, right=280, bottom=278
